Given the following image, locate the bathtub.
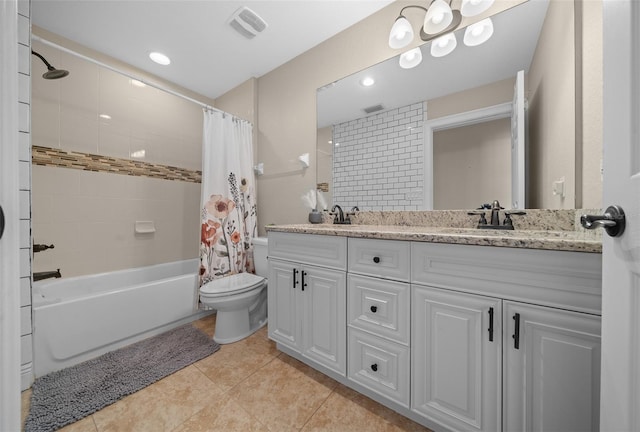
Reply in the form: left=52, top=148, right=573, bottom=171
left=33, top=259, right=210, bottom=377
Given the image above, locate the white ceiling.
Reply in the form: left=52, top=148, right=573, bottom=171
left=31, top=0, right=395, bottom=100
left=317, top=0, right=549, bottom=128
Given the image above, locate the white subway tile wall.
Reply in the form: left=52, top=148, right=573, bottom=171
left=17, top=0, right=33, bottom=390
left=332, top=102, right=424, bottom=211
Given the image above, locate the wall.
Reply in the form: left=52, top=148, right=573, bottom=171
left=332, top=103, right=423, bottom=210
left=252, top=0, right=527, bottom=231
left=316, top=126, right=333, bottom=208
left=580, top=0, right=603, bottom=209
left=433, top=118, right=512, bottom=209
left=30, top=30, right=210, bottom=278
left=17, top=0, right=33, bottom=392
left=528, top=0, right=576, bottom=209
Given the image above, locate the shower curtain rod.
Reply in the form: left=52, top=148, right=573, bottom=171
left=32, top=35, right=250, bottom=125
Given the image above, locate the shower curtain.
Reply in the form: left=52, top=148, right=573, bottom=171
left=199, top=110, right=257, bottom=287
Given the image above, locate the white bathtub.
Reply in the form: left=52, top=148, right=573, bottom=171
left=33, top=259, right=210, bottom=377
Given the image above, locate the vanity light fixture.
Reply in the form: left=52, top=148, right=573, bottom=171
left=390, top=0, right=495, bottom=65
left=149, top=52, right=171, bottom=66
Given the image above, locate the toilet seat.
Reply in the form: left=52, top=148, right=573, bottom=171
left=200, top=272, right=265, bottom=299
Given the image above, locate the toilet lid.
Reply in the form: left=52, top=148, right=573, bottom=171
left=200, top=272, right=265, bottom=297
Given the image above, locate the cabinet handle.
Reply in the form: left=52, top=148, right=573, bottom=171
left=373, top=256, right=380, bottom=263
left=371, top=363, right=378, bottom=372
left=513, top=313, right=521, bottom=349
left=302, top=271, right=307, bottom=291
left=0, top=205, right=4, bottom=240
left=488, top=307, right=494, bottom=342
left=370, top=305, right=377, bottom=313
left=292, top=268, right=299, bottom=288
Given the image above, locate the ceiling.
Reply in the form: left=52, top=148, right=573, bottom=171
left=317, top=0, right=549, bottom=128
left=31, top=0, right=395, bottom=100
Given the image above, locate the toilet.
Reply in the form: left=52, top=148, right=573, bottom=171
left=199, top=237, right=268, bottom=344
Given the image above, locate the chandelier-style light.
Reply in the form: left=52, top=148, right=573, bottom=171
left=389, top=0, right=495, bottom=68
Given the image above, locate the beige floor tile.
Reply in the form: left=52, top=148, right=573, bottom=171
left=58, top=416, right=99, bottom=432
left=192, top=313, right=216, bottom=338
left=173, top=396, right=270, bottom=432
left=194, top=329, right=279, bottom=392
left=302, top=384, right=431, bottom=432
left=228, top=354, right=339, bottom=431
left=21, top=389, right=31, bottom=429
left=91, top=365, right=222, bottom=432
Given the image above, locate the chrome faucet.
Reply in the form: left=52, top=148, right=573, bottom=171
left=331, top=205, right=345, bottom=224
left=489, top=200, right=502, bottom=226
left=468, top=200, right=526, bottom=230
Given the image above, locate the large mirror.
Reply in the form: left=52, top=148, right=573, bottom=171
left=317, top=0, right=601, bottom=211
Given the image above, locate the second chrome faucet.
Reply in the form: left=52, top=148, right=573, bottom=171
left=468, top=200, right=526, bottom=230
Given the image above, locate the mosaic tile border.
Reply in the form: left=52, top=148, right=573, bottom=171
left=32, top=146, right=201, bottom=183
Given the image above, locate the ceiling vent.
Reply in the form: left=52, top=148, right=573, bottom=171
left=363, top=104, right=384, bottom=114
left=228, top=7, right=268, bottom=39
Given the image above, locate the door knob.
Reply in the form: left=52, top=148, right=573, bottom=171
left=580, top=205, right=626, bottom=237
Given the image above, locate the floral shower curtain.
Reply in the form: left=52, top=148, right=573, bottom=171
left=199, top=110, right=257, bottom=287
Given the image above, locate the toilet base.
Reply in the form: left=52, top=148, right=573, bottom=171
left=213, top=311, right=267, bottom=344
left=211, top=286, right=268, bottom=344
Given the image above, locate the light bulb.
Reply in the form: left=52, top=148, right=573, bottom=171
left=389, top=16, right=414, bottom=49
left=399, top=47, right=423, bottom=69
left=431, top=13, right=444, bottom=25
left=463, top=18, right=494, bottom=46
left=461, top=0, right=495, bottom=17
left=431, top=33, right=457, bottom=57
left=424, top=0, right=453, bottom=34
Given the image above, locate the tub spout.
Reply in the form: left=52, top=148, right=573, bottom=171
left=33, top=269, right=61, bottom=281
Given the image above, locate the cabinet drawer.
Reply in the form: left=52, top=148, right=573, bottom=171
left=348, top=327, right=410, bottom=407
left=268, top=231, right=347, bottom=270
left=348, top=238, right=410, bottom=281
left=348, top=274, right=409, bottom=345
left=411, top=242, right=603, bottom=315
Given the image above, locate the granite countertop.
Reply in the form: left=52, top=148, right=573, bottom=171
left=265, top=224, right=602, bottom=253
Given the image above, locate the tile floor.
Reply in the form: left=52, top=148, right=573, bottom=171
left=22, top=315, right=432, bottom=432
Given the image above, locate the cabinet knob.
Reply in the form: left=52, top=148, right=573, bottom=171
left=371, top=364, right=378, bottom=372
left=370, top=305, right=378, bottom=313
left=373, top=256, right=380, bottom=263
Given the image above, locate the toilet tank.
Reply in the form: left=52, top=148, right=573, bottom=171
left=253, top=237, right=268, bottom=278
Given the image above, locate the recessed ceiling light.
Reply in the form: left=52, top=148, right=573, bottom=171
left=149, top=52, right=171, bottom=66
left=360, top=77, right=375, bottom=87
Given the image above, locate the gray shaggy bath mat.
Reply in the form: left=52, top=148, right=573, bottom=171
left=24, top=324, right=220, bottom=432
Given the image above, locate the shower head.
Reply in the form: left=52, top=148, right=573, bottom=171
left=31, top=50, right=69, bottom=80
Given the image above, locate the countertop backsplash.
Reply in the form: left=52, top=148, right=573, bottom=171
left=320, top=209, right=603, bottom=240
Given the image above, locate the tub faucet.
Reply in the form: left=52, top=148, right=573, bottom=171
left=33, top=269, right=61, bottom=281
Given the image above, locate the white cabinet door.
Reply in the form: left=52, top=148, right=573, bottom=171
left=412, top=285, right=501, bottom=432
left=503, top=302, right=601, bottom=432
left=268, top=259, right=301, bottom=351
left=301, top=265, right=346, bottom=375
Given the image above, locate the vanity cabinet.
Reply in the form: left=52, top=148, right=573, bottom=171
left=503, top=301, right=601, bottom=432
left=411, top=242, right=602, bottom=432
left=268, top=232, right=347, bottom=375
left=412, top=285, right=502, bottom=432
left=267, top=230, right=602, bottom=432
